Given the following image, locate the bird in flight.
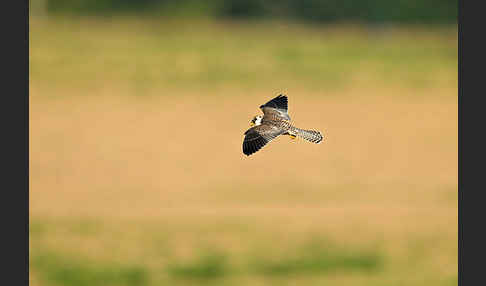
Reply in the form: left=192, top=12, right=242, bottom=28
left=243, top=94, right=323, bottom=156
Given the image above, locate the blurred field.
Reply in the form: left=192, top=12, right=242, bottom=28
left=30, top=16, right=457, bottom=286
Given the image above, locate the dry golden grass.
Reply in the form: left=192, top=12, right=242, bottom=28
left=30, top=91, right=456, bottom=214
left=30, top=16, right=457, bottom=286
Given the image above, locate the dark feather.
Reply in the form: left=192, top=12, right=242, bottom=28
left=259, top=94, right=288, bottom=111
left=243, top=124, right=284, bottom=156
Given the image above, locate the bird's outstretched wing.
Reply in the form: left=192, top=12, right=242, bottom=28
left=243, top=124, right=284, bottom=156
left=259, top=94, right=290, bottom=121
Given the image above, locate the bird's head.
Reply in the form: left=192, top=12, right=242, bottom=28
left=250, top=115, right=263, bottom=127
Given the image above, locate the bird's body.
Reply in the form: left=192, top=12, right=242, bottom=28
left=243, top=94, right=323, bottom=156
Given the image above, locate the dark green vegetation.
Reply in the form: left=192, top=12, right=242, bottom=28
left=32, top=253, right=148, bottom=286
left=250, top=249, right=381, bottom=276
left=167, top=253, right=229, bottom=279
left=31, top=220, right=383, bottom=285
left=44, top=0, right=457, bottom=24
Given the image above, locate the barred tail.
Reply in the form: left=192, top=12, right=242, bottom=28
left=295, top=128, right=323, bottom=144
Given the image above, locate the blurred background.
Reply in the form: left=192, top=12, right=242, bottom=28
left=30, top=1, right=457, bottom=285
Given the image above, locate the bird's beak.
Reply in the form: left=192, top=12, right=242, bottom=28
left=250, top=122, right=255, bottom=127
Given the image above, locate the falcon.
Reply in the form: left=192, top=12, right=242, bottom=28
left=243, top=94, right=323, bottom=156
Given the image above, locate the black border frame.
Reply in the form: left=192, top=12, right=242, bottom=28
left=4, top=0, right=29, bottom=285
